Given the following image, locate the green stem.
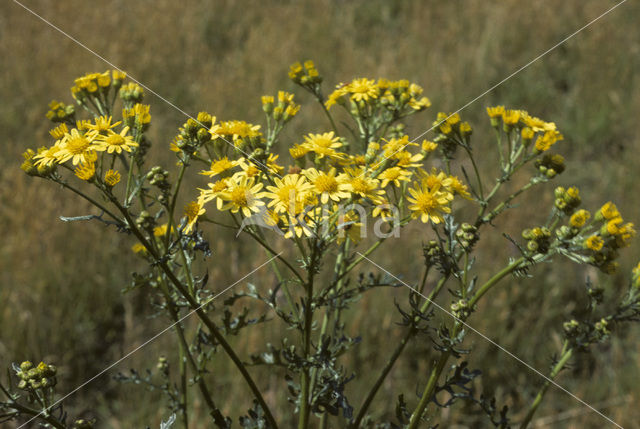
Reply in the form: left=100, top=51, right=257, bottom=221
left=519, top=344, right=573, bottom=429
left=158, top=279, right=229, bottom=427
left=465, top=147, right=484, bottom=200
left=299, top=242, right=318, bottom=429
left=468, top=257, right=525, bottom=308
left=350, top=274, right=448, bottom=428
left=317, top=96, right=339, bottom=135
left=112, top=198, right=278, bottom=429
left=407, top=352, right=450, bottom=429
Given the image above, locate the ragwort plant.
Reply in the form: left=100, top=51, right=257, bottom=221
left=4, top=62, right=640, bottom=428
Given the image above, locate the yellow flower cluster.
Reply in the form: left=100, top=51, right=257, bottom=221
left=22, top=114, right=139, bottom=187
left=187, top=127, right=468, bottom=238
left=71, top=70, right=126, bottom=101
left=325, top=77, right=431, bottom=114
left=486, top=105, right=564, bottom=152
left=562, top=198, right=635, bottom=274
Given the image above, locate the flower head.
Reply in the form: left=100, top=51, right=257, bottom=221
left=94, top=127, right=138, bottom=154
left=407, top=182, right=452, bottom=224
left=55, top=128, right=98, bottom=165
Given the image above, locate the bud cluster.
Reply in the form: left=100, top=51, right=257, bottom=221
left=535, top=153, right=565, bottom=178
left=119, top=82, right=145, bottom=104
left=45, top=100, right=75, bottom=123
left=289, top=60, right=322, bottom=94
left=554, top=186, right=581, bottom=215
left=522, top=227, right=552, bottom=254
left=455, top=223, right=478, bottom=251
left=15, top=361, right=57, bottom=390
left=262, top=91, right=300, bottom=125
left=432, top=112, right=472, bottom=159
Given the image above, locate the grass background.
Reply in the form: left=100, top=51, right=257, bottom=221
left=1, top=0, right=639, bottom=427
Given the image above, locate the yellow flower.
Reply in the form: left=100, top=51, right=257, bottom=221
left=217, top=120, right=262, bottom=143
left=198, top=179, right=230, bottom=210
left=336, top=211, right=363, bottom=244
left=417, top=168, right=453, bottom=196
left=303, top=167, right=351, bottom=204
left=201, top=157, right=240, bottom=178
left=302, top=132, right=343, bottom=159
left=570, top=209, right=590, bottom=228
left=407, top=182, right=452, bottom=224
left=486, top=106, right=505, bottom=118
left=86, top=115, right=121, bottom=133
left=132, top=243, right=147, bottom=254
left=325, top=84, right=349, bottom=109
left=502, top=109, right=521, bottom=126
left=55, top=128, right=98, bottom=165
left=290, top=143, right=310, bottom=159
left=347, top=78, right=380, bottom=102
left=521, top=127, right=534, bottom=141
left=49, top=123, right=69, bottom=139
left=104, top=169, right=121, bottom=187
left=265, top=174, right=312, bottom=214
left=34, top=142, right=63, bottom=167
left=266, top=154, right=285, bottom=175
left=584, top=235, right=604, bottom=251
left=153, top=223, right=173, bottom=237
left=123, top=103, right=151, bottom=125
left=344, top=168, right=385, bottom=204
left=74, top=162, right=96, bottom=181
left=184, top=201, right=206, bottom=233
left=112, top=69, right=127, bottom=81
left=448, top=175, right=471, bottom=199
left=534, top=129, right=563, bottom=152
left=220, top=176, right=266, bottom=217
left=422, top=140, right=438, bottom=152
left=598, top=202, right=620, bottom=221
left=379, top=166, right=412, bottom=188
left=94, top=127, right=138, bottom=154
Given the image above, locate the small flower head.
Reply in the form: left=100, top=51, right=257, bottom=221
left=104, top=169, right=121, bottom=187
left=74, top=162, right=96, bottom=181
left=585, top=235, right=604, bottom=251
left=570, top=209, right=590, bottom=228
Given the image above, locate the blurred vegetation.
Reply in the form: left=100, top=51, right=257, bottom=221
left=1, top=0, right=639, bottom=427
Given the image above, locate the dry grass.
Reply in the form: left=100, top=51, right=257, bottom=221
left=1, top=0, right=640, bottom=427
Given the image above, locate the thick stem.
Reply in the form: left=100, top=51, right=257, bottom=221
left=407, top=352, right=450, bottom=429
